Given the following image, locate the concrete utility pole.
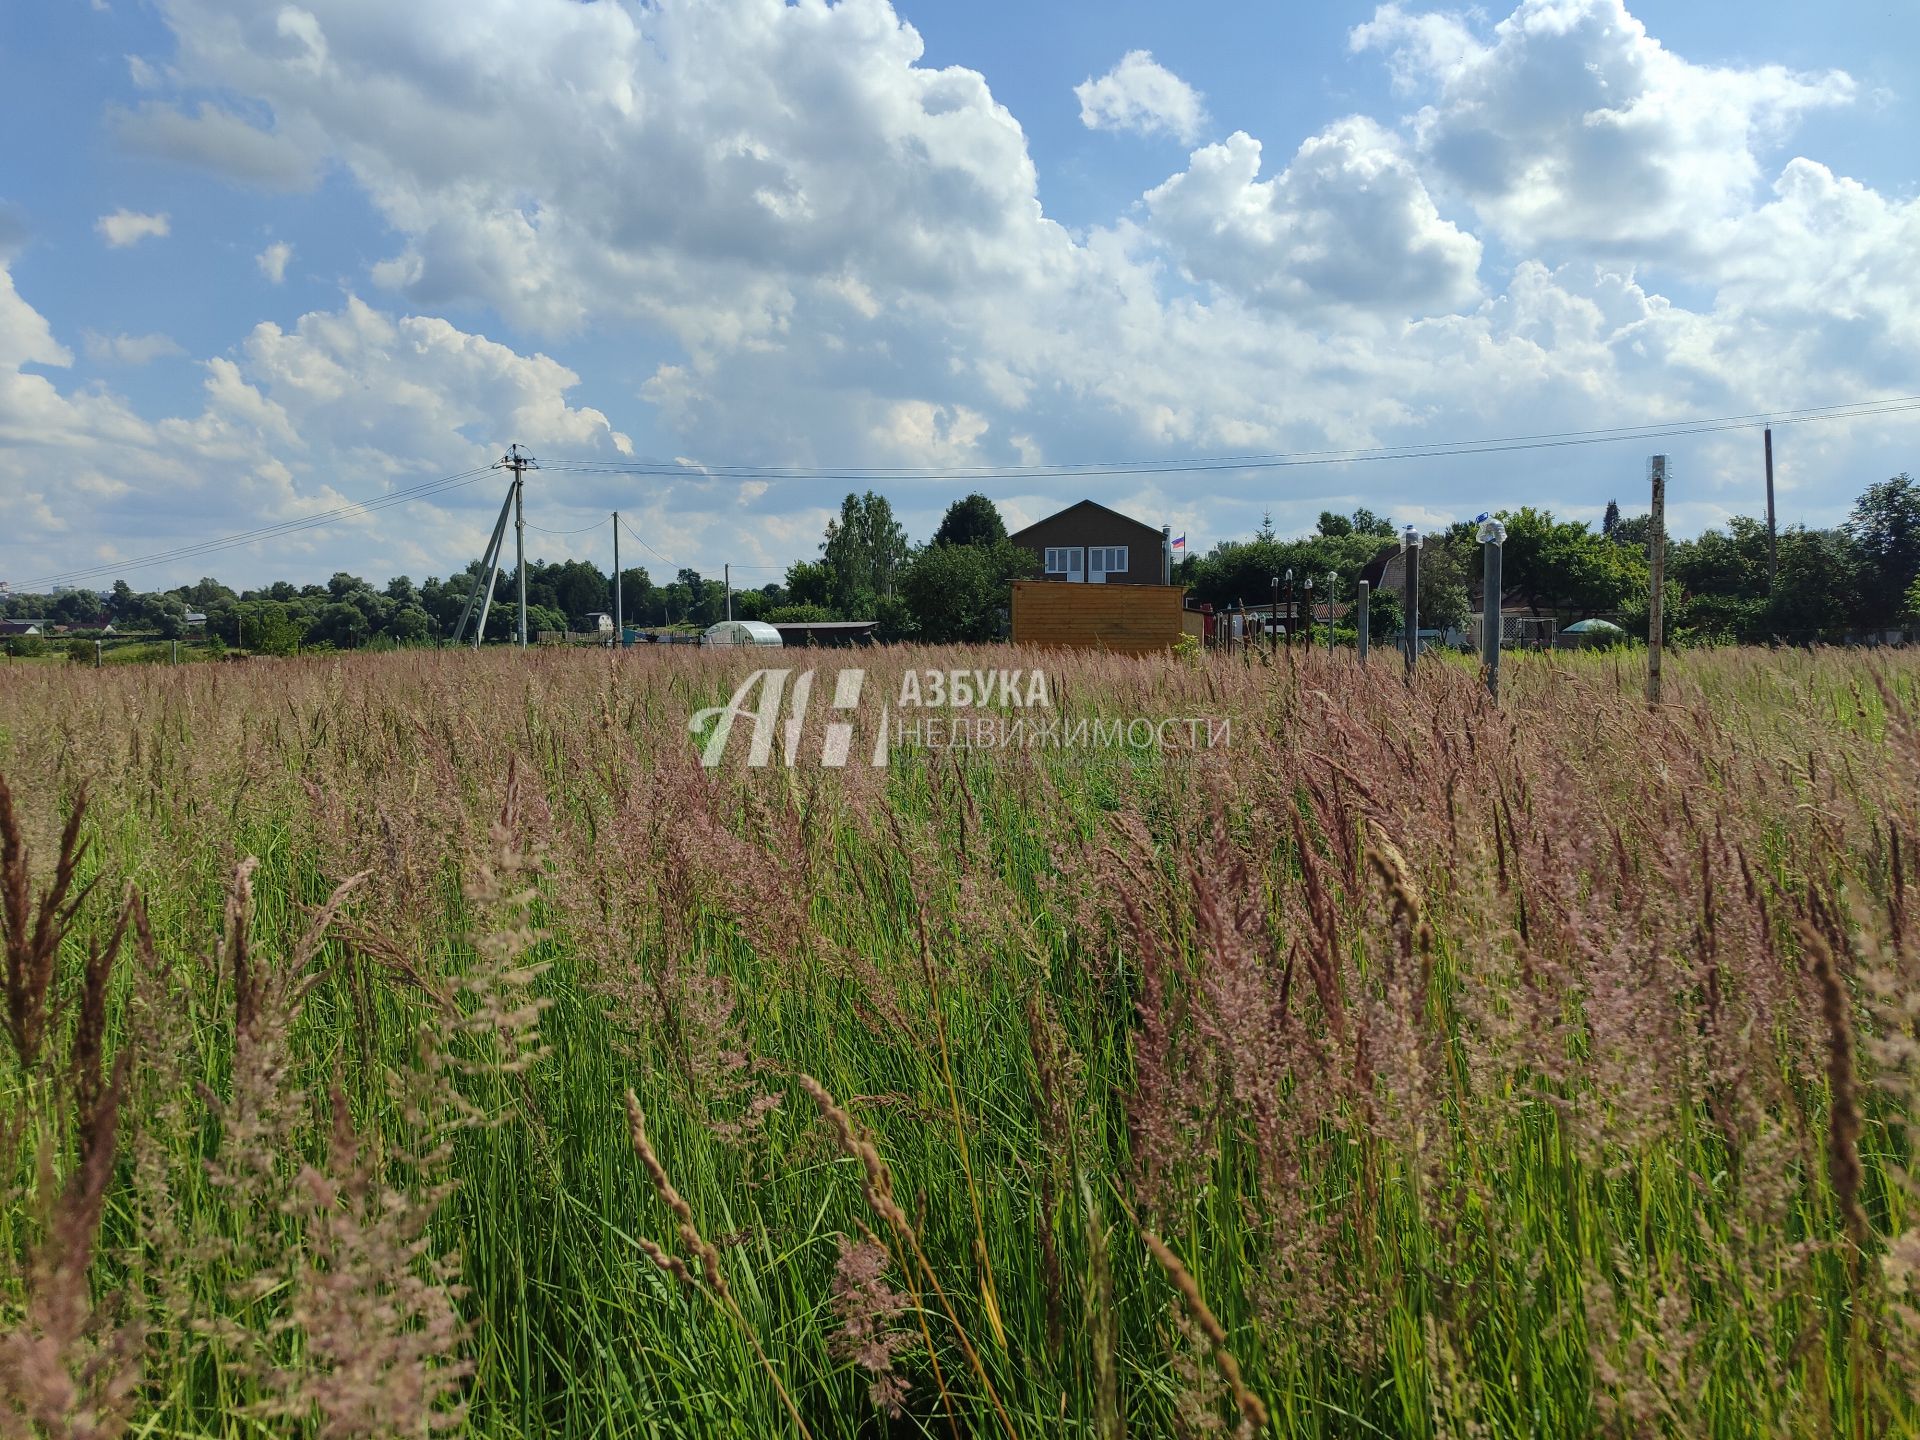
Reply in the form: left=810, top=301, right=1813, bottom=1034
left=612, top=512, right=622, bottom=645
left=725, top=563, right=732, bottom=622
left=1478, top=516, right=1506, bottom=702
left=1648, top=454, right=1667, bottom=705
left=496, top=444, right=538, bottom=649
left=1401, top=527, right=1421, bottom=680
left=1356, top=580, right=1370, bottom=663
left=452, top=483, right=516, bottom=649
left=1326, top=572, right=1335, bottom=655
left=1764, top=427, right=1778, bottom=591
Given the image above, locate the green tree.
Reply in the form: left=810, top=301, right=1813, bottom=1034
left=784, top=561, right=834, bottom=612
left=821, top=492, right=909, bottom=610
left=1905, top=572, right=1920, bottom=622
left=900, top=539, right=1037, bottom=643
left=1496, top=507, right=1640, bottom=615
left=1765, top=527, right=1860, bottom=640
left=1316, top=511, right=1353, bottom=539
left=241, top=602, right=305, bottom=656
left=932, top=494, right=1008, bottom=548
left=1845, top=474, right=1920, bottom=629
left=765, top=603, right=836, bottom=624
left=387, top=605, right=435, bottom=645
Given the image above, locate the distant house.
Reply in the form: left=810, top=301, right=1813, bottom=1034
left=0, top=622, right=41, bottom=637
left=1009, top=500, right=1169, bottom=586
left=183, top=611, right=208, bottom=626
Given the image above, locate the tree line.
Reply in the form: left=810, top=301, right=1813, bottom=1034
left=1177, top=474, right=1919, bottom=645
left=5, top=475, right=1915, bottom=655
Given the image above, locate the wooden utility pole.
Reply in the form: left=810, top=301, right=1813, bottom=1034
left=1764, top=427, right=1777, bottom=590
left=1356, top=580, right=1370, bottom=663
left=1647, top=455, right=1667, bottom=704
left=612, top=512, right=622, bottom=645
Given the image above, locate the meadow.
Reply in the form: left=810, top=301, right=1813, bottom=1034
left=1, top=642, right=1917, bottom=1438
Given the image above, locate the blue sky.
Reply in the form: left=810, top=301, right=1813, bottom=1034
left=3, top=0, right=1917, bottom=592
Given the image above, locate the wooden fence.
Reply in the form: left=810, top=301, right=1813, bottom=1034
left=1009, top=580, right=1186, bottom=654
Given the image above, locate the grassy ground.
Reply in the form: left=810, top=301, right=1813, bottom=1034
left=1, top=643, right=1917, bottom=1438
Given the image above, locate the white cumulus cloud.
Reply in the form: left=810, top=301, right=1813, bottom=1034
left=1351, top=0, right=1856, bottom=264
left=95, top=209, right=171, bottom=247
left=12, top=0, right=1917, bottom=583
left=1145, top=119, right=1482, bottom=315
left=257, top=240, right=294, bottom=283
left=1075, top=50, right=1209, bottom=143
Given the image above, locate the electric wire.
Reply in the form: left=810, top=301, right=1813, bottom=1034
left=26, top=466, right=497, bottom=589
left=618, top=516, right=676, bottom=570
left=536, top=396, right=1920, bottom=484
left=18, top=391, right=1919, bottom=591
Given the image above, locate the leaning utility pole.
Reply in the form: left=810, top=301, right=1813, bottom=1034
left=496, top=444, right=537, bottom=649
left=1764, top=427, right=1778, bottom=591
left=1647, top=454, right=1667, bottom=705
left=450, top=483, right=515, bottom=649
left=612, top=511, right=622, bottom=645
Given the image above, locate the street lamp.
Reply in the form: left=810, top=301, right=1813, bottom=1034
left=1326, top=571, right=1337, bottom=655
left=1270, top=574, right=1280, bottom=655
left=1304, top=574, right=1314, bottom=649
left=1284, top=567, right=1294, bottom=648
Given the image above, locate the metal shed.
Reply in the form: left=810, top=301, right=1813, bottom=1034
left=700, top=620, right=784, bottom=648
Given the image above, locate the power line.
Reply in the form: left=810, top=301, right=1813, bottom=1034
left=16, top=391, right=1918, bottom=592
left=618, top=516, right=676, bottom=570
left=536, top=395, right=1920, bottom=483
left=524, top=519, right=608, bottom=536
left=25, top=466, right=496, bottom=589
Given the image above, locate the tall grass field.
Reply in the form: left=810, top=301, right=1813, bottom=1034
left=2, top=644, right=1917, bottom=1437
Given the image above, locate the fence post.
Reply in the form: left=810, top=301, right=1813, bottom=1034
left=94, top=640, right=102, bottom=670
left=1356, top=581, right=1370, bottom=663
left=1478, top=517, right=1505, bottom=702
left=1647, top=454, right=1667, bottom=704
left=1401, top=527, right=1422, bottom=680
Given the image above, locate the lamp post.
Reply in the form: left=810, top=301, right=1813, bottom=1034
left=1401, top=525, right=1422, bottom=680
left=1326, top=572, right=1336, bottom=655
left=1283, top=568, right=1294, bottom=649
left=1270, top=574, right=1280, bottom=655
left=1477, top=515, right=1506, bottom=702
left=1304, top=574, right=1314, bottom=650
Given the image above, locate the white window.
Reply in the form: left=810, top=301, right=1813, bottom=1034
left=1087, top=546, right=1128, bottom=583
left=1044, top=547, right=1085, bottom=582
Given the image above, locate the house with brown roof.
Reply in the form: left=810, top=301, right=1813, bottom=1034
left=1007, top=499, right=1169, bottom=586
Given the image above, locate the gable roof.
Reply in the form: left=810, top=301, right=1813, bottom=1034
left=1007, top=498, right=1163, bottom=543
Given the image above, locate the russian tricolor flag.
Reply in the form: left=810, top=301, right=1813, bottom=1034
left=1171, top=534, right=1186, bottom=553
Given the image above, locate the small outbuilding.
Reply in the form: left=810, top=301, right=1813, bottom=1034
left=700, top=620, right=784, bottom=648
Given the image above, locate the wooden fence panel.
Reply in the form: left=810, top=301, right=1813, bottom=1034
left=1010, top=580, right=1186, bottom=653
